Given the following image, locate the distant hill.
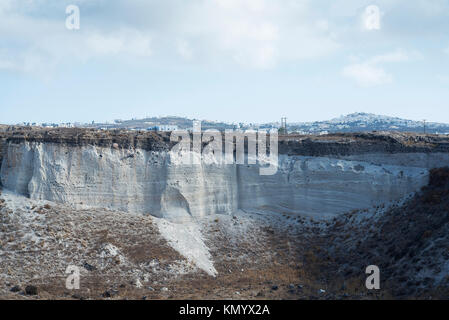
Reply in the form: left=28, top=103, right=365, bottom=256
left=87, top=116, right=273, bottom=131
left=289, top=113, right=449, bottom=135
left=82, top=112, right=449, bottom=134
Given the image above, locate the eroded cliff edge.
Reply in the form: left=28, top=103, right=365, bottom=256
left=1, top=127, right=449, bottom=220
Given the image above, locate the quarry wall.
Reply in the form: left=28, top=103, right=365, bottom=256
left=2, top=130, right=449, bottom=220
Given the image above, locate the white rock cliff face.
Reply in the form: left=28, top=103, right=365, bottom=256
left=1, top=141, right=448, bottom=220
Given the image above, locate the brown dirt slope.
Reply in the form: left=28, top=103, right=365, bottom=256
left=316, top=167, right=449, bottom=299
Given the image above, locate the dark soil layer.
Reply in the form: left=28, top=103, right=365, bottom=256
left=1, top=126, right=448, bottom=159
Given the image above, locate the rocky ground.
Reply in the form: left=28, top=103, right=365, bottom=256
left=0, top=186, right=381, bottom=300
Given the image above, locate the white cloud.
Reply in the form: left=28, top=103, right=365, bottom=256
left=160, top=0, right=340, bottom=68
left=362, top=5, right=382, bottom=31
left=342, top=50, right=413, bottom=87
left=177, top=40, right=194, bottom=60
left=0, top=2, right=152, bottom=75
left=436, top=75, right=449, bottom=83
left=342, top=63, right=392, bottom=87
left=0, top=58, right=15, bottom=71
left=0, top=0, right=443, bottom=75
left=86, top=30, right=152, bottom=57
left=0, top=0, right=340, bottom=73
left=368, top=51, right=410, bottom=64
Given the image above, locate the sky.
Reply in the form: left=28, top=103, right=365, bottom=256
left=1, top=0, right=449, bottom=125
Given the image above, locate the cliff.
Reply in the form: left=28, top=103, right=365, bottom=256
left=1, top=127, right=449, bottom=220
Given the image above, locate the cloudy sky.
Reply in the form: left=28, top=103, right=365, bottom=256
left=1, top=0, right=449, bottom=124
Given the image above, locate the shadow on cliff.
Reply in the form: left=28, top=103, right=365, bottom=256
left=310, top=167, right=449, bottom=299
